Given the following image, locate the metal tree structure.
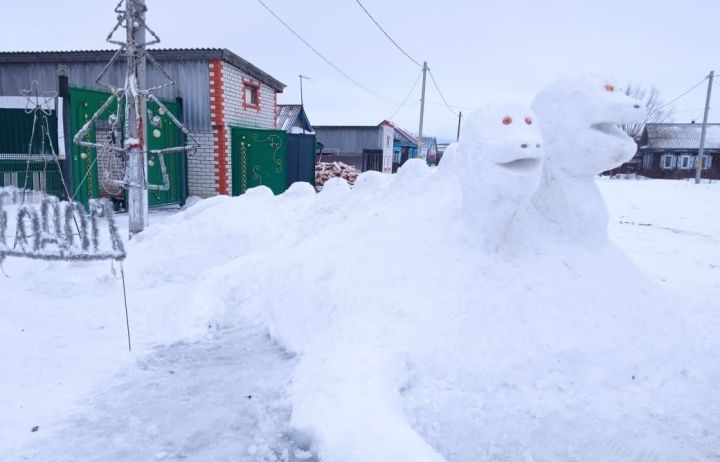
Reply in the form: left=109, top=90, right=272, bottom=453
left=73, top=0, right=197, bottom=236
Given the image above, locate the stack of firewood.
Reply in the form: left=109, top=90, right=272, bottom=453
left=315, top=162, right=360, bottom=192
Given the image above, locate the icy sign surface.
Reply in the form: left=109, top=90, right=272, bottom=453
left=0, top=188, right=125, bottom=263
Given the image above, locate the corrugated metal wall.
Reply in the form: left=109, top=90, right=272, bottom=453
left=314, top=127, right=381, bottom=155
left=0, top=59, right=210, bottom=132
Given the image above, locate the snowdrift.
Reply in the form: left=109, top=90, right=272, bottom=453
left=2, top=76, right=718, bottom=461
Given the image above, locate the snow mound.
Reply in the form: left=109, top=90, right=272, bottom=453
left=3, top=77, right=717, bottom=462
left=104, top=84, right=713, bottom=460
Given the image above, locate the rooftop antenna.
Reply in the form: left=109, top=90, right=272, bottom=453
left=298, top=74, right=312, bottom=134
left=73, top=0, right=198, bottom=237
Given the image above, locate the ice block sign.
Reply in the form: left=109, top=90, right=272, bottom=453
left=0, top=188, right=126, bottom=263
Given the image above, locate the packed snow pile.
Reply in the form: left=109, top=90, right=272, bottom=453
left=314, top=161, right=360, bottom=191
left=2, top=75, right=718, bottom=462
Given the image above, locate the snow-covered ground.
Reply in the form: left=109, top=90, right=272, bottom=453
left=1, top=178, right=718, bottom=461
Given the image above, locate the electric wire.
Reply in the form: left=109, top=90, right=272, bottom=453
left=388, top=71, right=423, bottom=120
left=353, top=0, right=422, bottom=68
left=658, top=76, right=710, bottom=110
left=256, top=0, right=395, bottom=103
left=428, top=69, right=458, bottom=117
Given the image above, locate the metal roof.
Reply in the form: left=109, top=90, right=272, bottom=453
left=276, top=104, right=312, bottom=132
left=0, top=48, right=285, bottom=92
left=641, top=123, right=720, bottom=151
left=380, top=120, right=418, bottom=146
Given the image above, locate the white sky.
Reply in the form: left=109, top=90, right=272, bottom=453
left=2, top=0, right=719, bottom=141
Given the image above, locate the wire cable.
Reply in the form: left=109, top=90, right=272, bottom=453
left=428, top=69, right=458, bottom=116
left=658, top=76, right=709, bottom=110
left=353, top=0, right=422, bottom=68
left=256, top=0, right=395, bottom=103
left=425, top=101, right=477, bottom=112
left=388, top=71, right=423, bottom=120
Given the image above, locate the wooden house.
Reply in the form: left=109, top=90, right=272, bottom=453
left=633, top=123, right=720, bottom=179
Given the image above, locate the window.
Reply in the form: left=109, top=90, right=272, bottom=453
left=703, top=155, right=712, bottom=169
left=661, top=154, right=674, bottom=170
left=386, top=136, right=391, bottom=148
left=642, top=153, right=652, bottom=170
left=243, top=81, right=260, bottom=110
left=680, top=155, right=691, bottom=169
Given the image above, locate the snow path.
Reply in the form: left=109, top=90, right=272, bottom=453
left=3, top=325, right=306, bottom=462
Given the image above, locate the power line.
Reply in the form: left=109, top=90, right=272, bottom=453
left=256, top=0, right=394, bottom=103
left=388, top=71, right=423, bottom=120
left=353, top=0, right=422, bottom=68
left=428, top=69, right=458, bottom=117
left=425, top=101, right=477, bottom=112
left=658, top=76, right=709, bottom=110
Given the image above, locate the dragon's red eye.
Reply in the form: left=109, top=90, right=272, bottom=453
left=502, top=116, right=513, bottom=125
left=605, top=84, right=615, bottom=92
left=524, top=117, right=533, bottom=125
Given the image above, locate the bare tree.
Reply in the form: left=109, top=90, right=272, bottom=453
left=622, top=84, right=675, bottom=142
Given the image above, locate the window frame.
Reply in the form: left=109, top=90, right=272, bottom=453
left=661, top=154, right=674, bottom=170
left=242, top=80, right=261, bottom=111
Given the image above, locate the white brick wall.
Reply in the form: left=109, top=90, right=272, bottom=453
left=187, top=131, right=216, bottom=197
left=220, top=62, right=277, bottom=195
left=187, top=60, right=278, bottom=198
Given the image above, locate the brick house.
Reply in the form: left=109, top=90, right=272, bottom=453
left=0, top=48, right=285, bottom=200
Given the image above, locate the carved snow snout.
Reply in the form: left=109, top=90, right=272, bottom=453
left=532, top=75, right=647, bottom=176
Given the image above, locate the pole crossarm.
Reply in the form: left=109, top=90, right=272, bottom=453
left=73, top=0, right=199, bottom=236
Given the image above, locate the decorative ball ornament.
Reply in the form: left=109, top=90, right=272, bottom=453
left=153, top=129, right=161, bottom=138
left=158, top=107, right=166, bottom=115
left=148, top=159, right=156, bottom=167
left=80, top=152, right=89, bottom=160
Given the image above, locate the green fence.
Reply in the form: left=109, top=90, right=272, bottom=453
left=0, top=159, right=66, bottom=198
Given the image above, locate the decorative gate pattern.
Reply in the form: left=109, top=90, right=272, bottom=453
left=231, top=127, right=287, bottom=195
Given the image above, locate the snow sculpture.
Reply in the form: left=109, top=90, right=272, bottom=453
left=0, top=189, right=125, bottom=263
left=525, top=75, right=646, bottom=246
left=440, top=103, right=545, bottom=250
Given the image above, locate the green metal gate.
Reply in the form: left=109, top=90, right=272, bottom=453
left=230, top=127, right=287, bottom=195
left=146, top=99, right=185, bottom=207
left=68, top=87, right=186, bottom=207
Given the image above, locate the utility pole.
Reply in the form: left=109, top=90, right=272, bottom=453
left=418, top=61, right=428, bottom=138
left=456, top=111, right=463, bottom=142
left=73, top=0, right=198, bottom=238
left=126, top=0, right=148, bottom=235
left=695, top=70, right=714, bottom=184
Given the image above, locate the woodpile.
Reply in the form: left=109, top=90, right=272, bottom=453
left=315, top=162, right=360, bottom=192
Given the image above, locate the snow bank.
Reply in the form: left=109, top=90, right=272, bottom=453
left=2, top=76, right=718, bottom=461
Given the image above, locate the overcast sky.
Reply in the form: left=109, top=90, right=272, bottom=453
left=2, top=0, right=719, bottom=141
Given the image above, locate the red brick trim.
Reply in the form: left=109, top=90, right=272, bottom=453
left=209, top=59, right=229, bottom=195
left=242, top=77, right=261, bottom=112
left=274, top=92, right=278, bottom=129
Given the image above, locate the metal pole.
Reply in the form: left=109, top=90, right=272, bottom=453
left=299, top=74, right=304, bottom=107
left=456, top=111, right=462, bottom=142
left=695, top=70, right=714, bottom=184
left=418, top=61, right=428, bottom=138
left=126, top=0, right=148, bottom=236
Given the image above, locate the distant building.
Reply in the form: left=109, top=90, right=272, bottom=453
left=380, top=120, right=419, bottom=170
left=629, top=123, right=720, bottom=179
left=420, top=137, right=438, bottom=165
left=276, top=104, right=313, bottom=134
left=314, top=124, right=394, bottom=173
